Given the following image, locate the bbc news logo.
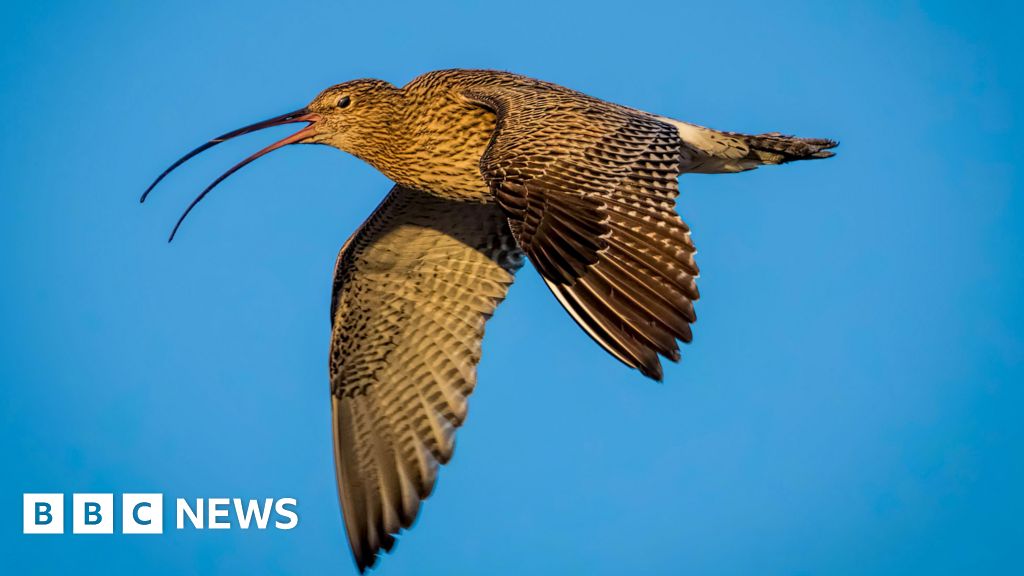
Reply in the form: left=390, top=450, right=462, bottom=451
left=23, top=494, right=298, bottom=534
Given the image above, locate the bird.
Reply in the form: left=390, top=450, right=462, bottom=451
left=142, top=69, right=836, bottom=572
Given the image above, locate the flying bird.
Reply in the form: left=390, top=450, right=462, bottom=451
left=142, top=69, right=836, bottom=571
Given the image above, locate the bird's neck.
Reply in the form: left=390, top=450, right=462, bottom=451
left=368, top=91, right=497, bottom=201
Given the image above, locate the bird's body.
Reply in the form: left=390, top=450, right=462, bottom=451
left=143, top=69, right=836, bottom=572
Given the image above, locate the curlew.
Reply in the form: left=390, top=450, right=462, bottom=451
left=142, top=69, right=836, bottom=571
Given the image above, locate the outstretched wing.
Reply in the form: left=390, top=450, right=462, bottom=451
left=463, top=81, right=699, bottom=380
left=329, top=185, right=523, bottom=572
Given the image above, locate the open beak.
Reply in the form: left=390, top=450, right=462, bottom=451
left=141, top=107, right=321, bottom=242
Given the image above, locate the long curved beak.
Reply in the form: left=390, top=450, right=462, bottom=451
left=141, top=107, right=322, bottom=242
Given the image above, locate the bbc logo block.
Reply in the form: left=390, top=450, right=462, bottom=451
left=23, top=494, right=63, bottom=534
left=122, top=493, right=163, bottom=534
left=23, top=493, right=164, bottom=535
left=72, top=493, right=113, bottom=534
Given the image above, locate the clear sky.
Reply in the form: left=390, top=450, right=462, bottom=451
left=1, top=1, right=1021, bottom=574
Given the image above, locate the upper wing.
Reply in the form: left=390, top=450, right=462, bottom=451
left=329, top=185, right=523, bottom=572
left=462, top=83, right=699, bottom=380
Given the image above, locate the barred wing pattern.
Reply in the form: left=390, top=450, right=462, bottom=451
left=329, top=186, right=523, bottom=571
left=463, top=83, right=699, bottom=380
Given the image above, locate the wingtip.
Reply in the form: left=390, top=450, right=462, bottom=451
left=353, top=548, right=373, bottom=574
left=355, top=547, right=389, bottom=574
left=639, top=361, right=665, bottom=382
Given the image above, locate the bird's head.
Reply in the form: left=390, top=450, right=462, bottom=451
left=141, top=79, right=400, bottom=241
left=305, top=79, right=400, bottom=153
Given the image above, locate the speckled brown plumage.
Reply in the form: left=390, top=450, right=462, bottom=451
left=143, top=68, right=836, bottom=573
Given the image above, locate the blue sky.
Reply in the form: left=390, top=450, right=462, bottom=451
left=1, top=1, right=1021, bottom=574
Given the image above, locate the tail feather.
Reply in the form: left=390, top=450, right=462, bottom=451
left=656, top=116, right=838, bottom=173
left=745, top=132, right=838, bottom=164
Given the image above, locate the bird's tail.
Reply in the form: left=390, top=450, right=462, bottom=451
left=741, top=132, right=838, bottom=164
left=657, top=116, right=838, bottom=173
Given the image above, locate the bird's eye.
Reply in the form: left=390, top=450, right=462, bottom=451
left=336, top=96, right=351, bottom=109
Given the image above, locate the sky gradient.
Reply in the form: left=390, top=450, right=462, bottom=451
left=2, top=1, right=1021, bottom=574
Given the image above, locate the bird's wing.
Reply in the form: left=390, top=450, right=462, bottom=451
left=329, top=185, right=523, bottom=572
left=462, top=84, right=699, bottom=380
